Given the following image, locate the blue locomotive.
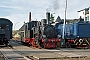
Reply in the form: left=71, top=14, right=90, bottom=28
left=55, top=17, right=90, bottom=48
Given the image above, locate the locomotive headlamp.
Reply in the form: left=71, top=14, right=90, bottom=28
left=57, top=35, right=61, bottom=38
left=79, top=39, right=83, bottom=43
left=42, top=35, right=46, bottom=38
left=77, top=36, right=79, bottom=38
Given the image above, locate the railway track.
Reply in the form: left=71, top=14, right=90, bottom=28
left=0, top=40, right=90, bottom=60
left=10, top=40, right=90, bottom=60
left=0, top=44, right=30, bottom=60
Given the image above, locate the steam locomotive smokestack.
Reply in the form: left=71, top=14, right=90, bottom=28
left=46, top=12, right=50, bottom=24
left=29, top=12, right=31, bottom=22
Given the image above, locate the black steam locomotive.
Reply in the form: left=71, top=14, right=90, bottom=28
left=20, top=12, right=60, bottom=48
left=0, top=18, right=13, bottom=45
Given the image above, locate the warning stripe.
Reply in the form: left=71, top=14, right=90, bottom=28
left=74, top=39, right=77, bottom=43
left=85, top=39, right=90, bottom=45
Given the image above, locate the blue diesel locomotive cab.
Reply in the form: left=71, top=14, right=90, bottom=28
left=55, top=23, right=74, bottom=39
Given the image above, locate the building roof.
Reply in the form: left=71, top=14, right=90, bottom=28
left=55, top=16, right=62, bottom=22
left=77, top=7, right=90, bottom=12
left=61, top=19, right=78, bottom=24
left=19, top=24, right=25, bottom=31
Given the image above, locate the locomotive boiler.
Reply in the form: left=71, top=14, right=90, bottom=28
left=0, top=18, right=13, bottom=45
left=20, top=12, right=60, bottom=48
left=55, top=17, right=90, bottom=48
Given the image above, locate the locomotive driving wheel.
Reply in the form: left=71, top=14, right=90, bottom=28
left=34, top=36, right=41, bottom=49
left=35, top=40, right=41, bottom=49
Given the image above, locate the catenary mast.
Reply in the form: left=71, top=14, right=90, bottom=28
left=61, top=0, right=67, bottom=47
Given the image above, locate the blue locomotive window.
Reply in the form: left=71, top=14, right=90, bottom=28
left=65, top=24, right=73, bottom=36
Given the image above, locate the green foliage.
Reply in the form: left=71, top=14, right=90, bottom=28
left=50, top=14, right=54, bottom=22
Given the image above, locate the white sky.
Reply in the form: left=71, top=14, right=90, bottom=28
left=0, top=0, right=90, bottom=30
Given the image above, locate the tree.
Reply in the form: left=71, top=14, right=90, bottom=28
left=50, top=14, right=54, bottom=23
